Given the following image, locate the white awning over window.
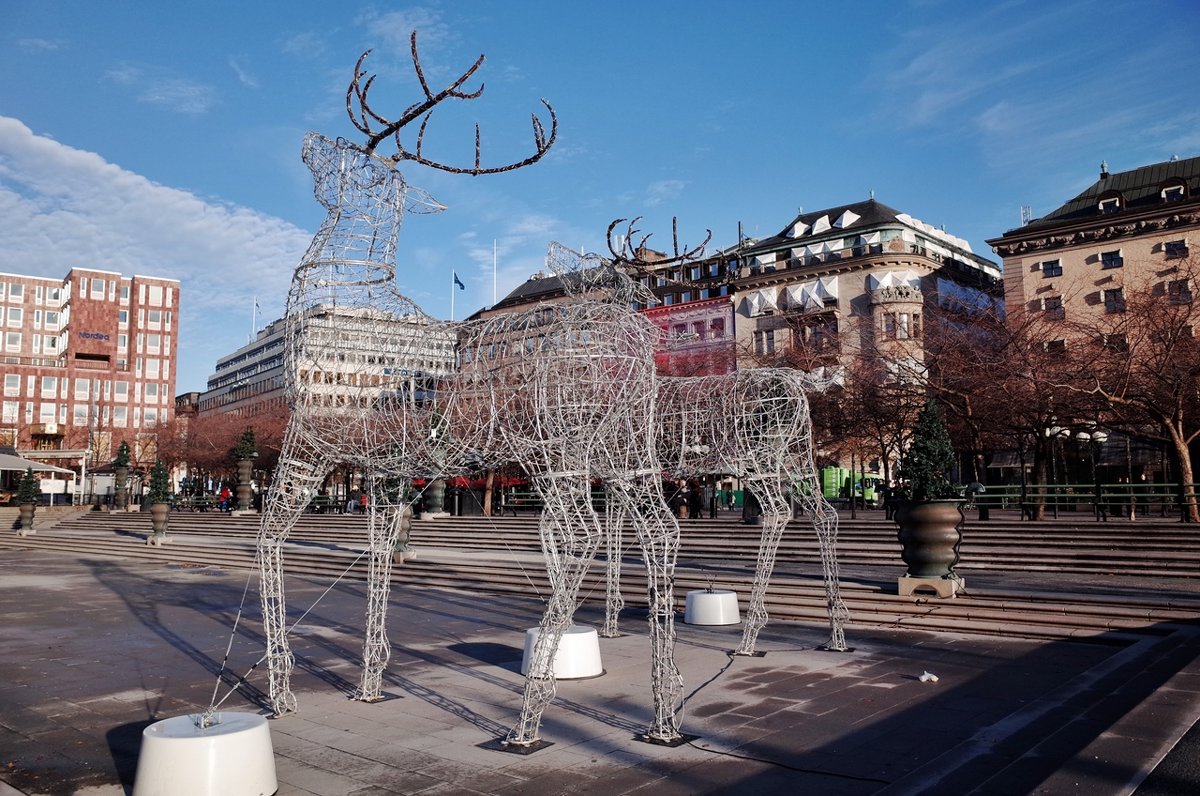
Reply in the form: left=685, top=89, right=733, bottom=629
left=786, top=277, right=838, bottom=310
left=743, top=288, right=779, bottom=316
left=866, top=270, right=921, bottom=290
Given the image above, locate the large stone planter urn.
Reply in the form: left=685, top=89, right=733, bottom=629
left=894, top=499, right=965, bottom=597
left=114, top=464, right=130, bottom=511
left=235, top=457, right=255, bottom=513
left=17, top=503, right=36, bottom=535
left=148, top=502, right=171, bottom=546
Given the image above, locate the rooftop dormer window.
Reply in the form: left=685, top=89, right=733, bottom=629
left=1162, top=184, right=1186, bottom=203
left=1098, top=195, right=1122, bottom=214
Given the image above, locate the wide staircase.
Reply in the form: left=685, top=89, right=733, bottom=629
left=4, top=507, right=1199, bottom=643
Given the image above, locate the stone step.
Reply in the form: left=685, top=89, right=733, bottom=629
left=6, top=519, right=1197, bottom=644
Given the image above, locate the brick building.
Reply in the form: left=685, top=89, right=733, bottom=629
left=0, top=267, right=179, bottom=485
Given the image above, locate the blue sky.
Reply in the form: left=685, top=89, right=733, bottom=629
left=1, top=0, right=1198, bottom=392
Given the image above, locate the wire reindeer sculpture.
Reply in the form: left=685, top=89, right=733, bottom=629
left=256, top=34, right=684, bottom=750
left=598, top=223, right=849, bottom=656
left=256, top=31, right=556, bottom=718
left=454, top=243, right=687, bottom=748
left=257, top=31, right=849, bottom=754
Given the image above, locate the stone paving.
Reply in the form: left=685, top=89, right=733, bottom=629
left=1, top=547, right=1199, bottom=795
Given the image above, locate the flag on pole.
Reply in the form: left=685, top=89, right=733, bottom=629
left=453, top=272, right=465, bottom=290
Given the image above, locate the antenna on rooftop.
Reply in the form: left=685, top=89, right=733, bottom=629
left=1020, top=205, right=1033, bottom=226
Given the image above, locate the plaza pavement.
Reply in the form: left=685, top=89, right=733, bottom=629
left=1, top=544, right=1199, bottom=795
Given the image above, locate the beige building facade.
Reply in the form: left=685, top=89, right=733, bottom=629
left=988, top=156, right=1200, bottom=340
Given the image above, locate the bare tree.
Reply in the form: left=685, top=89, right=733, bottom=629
left=1062, top=256, right=1200, bottom=522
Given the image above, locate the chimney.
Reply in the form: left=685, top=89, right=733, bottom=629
left=1100, top=160, right=1109, bottom=179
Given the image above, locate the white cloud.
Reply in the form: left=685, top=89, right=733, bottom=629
left=18, top=38, right=66, bottom=53
left=644, top=179, right=686, bottom=207
left=104, top=65, right=218, bottom=115
left=227, top=56, right=259, bottom=89
left=0, top=117, right=312, bottom=389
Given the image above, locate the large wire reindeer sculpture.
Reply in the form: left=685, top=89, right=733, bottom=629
left=456, top=243, right=686, bottom=748
left=256, top=32, right=556, bottom=717
left=599, top=223, right=849, bottom=655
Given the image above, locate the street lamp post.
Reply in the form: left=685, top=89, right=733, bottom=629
left=1076, top=428, right=1109, bottom=522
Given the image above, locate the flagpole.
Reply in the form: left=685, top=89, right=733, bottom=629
left=492, top=240, right=497, bottom=307
left=251, top=295, right=257, bottom=343
left=450, top=273, right=455, bottom=322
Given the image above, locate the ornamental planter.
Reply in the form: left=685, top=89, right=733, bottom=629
left=148, top=502, right=170, bottom=545
left=17, top=503, right=36, bottom=535
left=894, top=499, right=964, bottom=578
left=114, top=465, right=130, bottom=511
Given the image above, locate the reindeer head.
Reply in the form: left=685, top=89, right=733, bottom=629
left=346, top=32, right=557, bottom=175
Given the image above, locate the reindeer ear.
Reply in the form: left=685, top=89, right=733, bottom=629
left=346, top=31, right=557, bottom=175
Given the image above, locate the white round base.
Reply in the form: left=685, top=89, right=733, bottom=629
left=132, top=712, right=277, bottom=796
left=684, top=589, right=741, bottom=625
left=520, top=624, right=603, bottom=679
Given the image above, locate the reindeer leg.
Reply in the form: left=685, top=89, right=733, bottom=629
left=505, top=475, right=600, bottom=747
left=357, top=475, right=414, bottom=702
left=611, top=475, right=684, bottom=743
left=600, top=490, right=626, bottom=638
left=735, top=478, right=791, bottom=656
left=794, top=472, right=850, bottom=652
left=256, top=427, right=328, bottom=716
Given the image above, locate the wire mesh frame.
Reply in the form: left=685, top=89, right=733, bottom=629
left=256, top=137, right=686, bottom=744
left=652, top=370, right=849, bottom=654
left=257, top=133, right=846, bottom=748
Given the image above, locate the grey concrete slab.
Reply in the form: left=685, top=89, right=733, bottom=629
left=2, top=548, right=1200, bottom=796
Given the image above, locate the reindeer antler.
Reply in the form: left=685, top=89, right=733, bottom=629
left=346, top=31, right=557, bottom=175
left=606, top=217, right=712, bottom=272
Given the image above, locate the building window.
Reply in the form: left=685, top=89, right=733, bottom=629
left=1045, top=339, right=1067, bottom=353
left=2, top=401, right=16, bottom=423
left=753, top=329, right=775, bottom=355
left=3, top=374, right=18, bottom=397
left=1101, top=250, right=1124, bottom=269
left=1104, top=288, right=1125, bottom=313
left=710, top=318, right=726, bottom=338
left=1044, top=295, right=1065, bottom=320
left=1163, top=185, right=1185, bottom=203
left=5, top=332, right=20, bottom=351
left=1041, top=259, right=1062, bottom=278
left=147, top=309, right=162, bottom=327
left=1098, top=197, right=1121, bottom=214
left=1166, top=240, right=1189, bottom=259
left=1169, top=279, right=1192, bottom=303
left=113, top=406, right=127, bottom=427
left=1102, top=333, right=1129, bottom=352
left=44, top=311, right=59, bottom=328
left=90, top=278, right=105, bottom=297
left=6, top=307, right=21, bottom=326
left=8, top=284, right=23, bottom=301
